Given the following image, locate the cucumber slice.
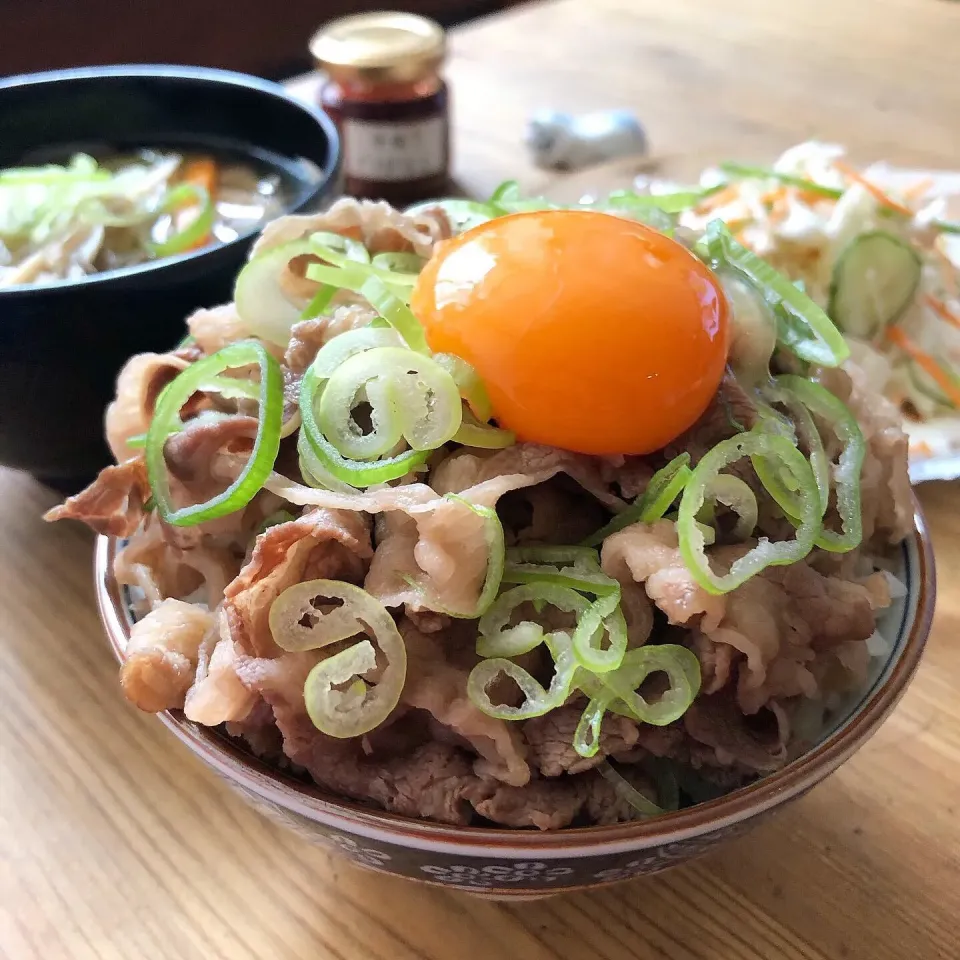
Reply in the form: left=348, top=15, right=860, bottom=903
left=828, top=231, right=921, bottom=340
left=908, top=360, right=958, bottom=410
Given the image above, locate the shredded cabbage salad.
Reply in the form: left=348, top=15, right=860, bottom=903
left=675, top=142, right=960, bottom=456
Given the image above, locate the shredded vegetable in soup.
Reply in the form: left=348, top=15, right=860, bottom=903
left=47, top=187, right=912, bottom=829
left=0, top=149, right=290, bottom=286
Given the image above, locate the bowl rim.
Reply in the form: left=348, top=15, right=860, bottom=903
left=0, top=63, right=341, bottom=296
left=95, top=500, right=935, bottom=857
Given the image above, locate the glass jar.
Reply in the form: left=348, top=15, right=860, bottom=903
left=311, top=12, right=450, bottom=207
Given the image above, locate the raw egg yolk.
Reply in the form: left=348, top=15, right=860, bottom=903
left=410, top=210, right=729, bottom=455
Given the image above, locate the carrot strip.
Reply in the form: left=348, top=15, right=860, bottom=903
left=886, top=326, right=960, bottom=406
left=923, top=294, right=960, bottom=332
left=833, top=159, right=913, bottom=217
left=798, top=188, right=836, bottom=206
left=759, top=187, right=787, bottom=207
left=175, top=158, right=218, bottom=249
left=903, top=177, right=934, bottom=201
left=180, top=157, right=218, bottom=196
left=695, top=185, right=739, bottom=213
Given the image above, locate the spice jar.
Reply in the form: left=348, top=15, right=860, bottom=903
left=311, top=12, right=450, bottom=207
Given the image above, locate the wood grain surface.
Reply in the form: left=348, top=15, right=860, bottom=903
left=3, top=1, right=959, bottom=957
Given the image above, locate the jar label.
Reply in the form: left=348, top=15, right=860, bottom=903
left=342, top=117, right=446, bottom=182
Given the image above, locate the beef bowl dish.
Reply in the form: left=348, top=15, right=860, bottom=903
left=0, top=65, right=340, bottom=484
left=50, top=186, right=934, bottom=895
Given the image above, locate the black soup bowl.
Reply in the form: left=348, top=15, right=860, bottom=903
left=0, top=65, right=341, bottom=489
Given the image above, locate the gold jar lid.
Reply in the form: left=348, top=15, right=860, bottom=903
left=310, top=12, right=446, bottom=85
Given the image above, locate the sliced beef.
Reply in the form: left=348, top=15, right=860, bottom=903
left=401, top=622, right=530, bottom=787
left=684, top=690, right=789, bottom=774
left=44, top=457, right=151, bottom=537
left=224, top=508, right=372, bottom=657
left=523, top=707, right=638, bottom=777
left=186, top=302, right=253, bottom=356
left=601, top=519, right=726, bottom=630
left=252, top=196, right=452, bottom=261
left=119, top=598, right=217, bottom=712
left=472, top=778, right=589, bottom=830
left=284, top=304, right=377, bottom=373
left=104, top=351, right=190, bottom=461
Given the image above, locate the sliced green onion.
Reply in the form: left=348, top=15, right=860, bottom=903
left=598, top=761, right=664, bottom=818
left=307, top=236, right=403, bottom=276
left=601, top=644, right=701, bottom=726
left=581, top=453, right=691, bottom=547
left=502, top=546, right=619, bottom=597
left=677, top=431, right=821, bottom=594
left=433, top=353, right=492, bottom=420
left=775, top=375, right=865, bottom=552
left=306, top=326, right=403, bottom=382
left=296, top=428, right=356, bottom=494
left=197, top=375, right=261, bottom=402
left=490, top=180, right=522, bottom=208
left=0, top=154, right=107, bottom=185
left=719, top=271, right=778, bottom=386
left=235, top=239, right=317, bottom=345
left=703, top=220, right=849, bottom=367
left=371, top=252, right=423, bottom=274
left=299, top=370, right=429, bottom=487
left=754, top=380, right=830, bottom=517
left=146, top=341, right=282, bottom=526
left=300, top=284, right=337, bottom=320
left=479, top=568, right=627, bottom=674
left=467, top=632, right=577, bottom=721
left=644, top=757, right=680, bottom=811
left=476, top=583, right=588, bottom=658
left=270, top=580, right=406, bottom=739
left=452, top=411, right=516, bottom=449
left=432, top=353, right=516, bottom=449
left=309, top=231, right=371, bottom=265
left=406, top=495, right=504, bottom=618
left=317, top=347, right=462, bottom=459
left=604, top=188, right=714, bottom=213
left=933, top=220, right=960, bottom=234
left=571, top=591, right=628, bottom=674
left=641, top=464, right=693, bottom=523
left=359, top=277, right=430, bottom=353
left=718, top=162, right=844, bottom=199
left=149, top=183, right=214, bottom=257
left=700, top=474, right=758, bottom=540
left=600, top=197, right=674, bottom=234
left=573, top=686, right=617, bottom=759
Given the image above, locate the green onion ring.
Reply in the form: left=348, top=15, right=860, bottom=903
left=703, top=219, right=849, bottom=367
left=581, top=453, right=691, bottom=547
left=467, top=632, right=578, bottom=721
left=148, top=183, right=214, bottom=258
left=600, top=644, right=702, bottom=726
left=299, top=370, right=429, bottom=487
left=772, top=375, right=865, bottom=553
left=718, top=162, right=844, bottom=199
left=270, top=579, right=406, bottom=739
left=677, top=431, right=821, bottom=594
left=317, top=346, right=462, bottom=458
left=146, top=341, right=282, bottom=526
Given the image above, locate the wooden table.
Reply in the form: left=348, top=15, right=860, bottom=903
left=3, top=1, right=959, bottom=957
